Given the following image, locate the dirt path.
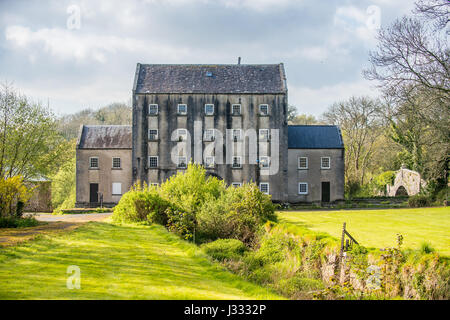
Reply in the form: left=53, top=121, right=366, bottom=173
left=0, top=213, right=112, bottom=247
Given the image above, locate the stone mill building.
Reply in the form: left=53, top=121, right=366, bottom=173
left=76, top=62, right=345, bottom=207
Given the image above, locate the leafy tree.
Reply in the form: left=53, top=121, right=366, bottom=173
left=0, top=82, right=66, bottom=180
left=290, top=113, right=319, bottom=125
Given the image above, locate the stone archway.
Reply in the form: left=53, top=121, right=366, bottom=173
left=395, top=185, right=408, bottom=196
left=386, top=166, right=426, bottom=197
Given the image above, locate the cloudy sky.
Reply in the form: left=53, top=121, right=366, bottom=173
left=0, top=0, right=415, bottom=117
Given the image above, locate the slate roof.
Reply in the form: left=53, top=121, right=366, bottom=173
left=288, top=125, right=344, bottom=149
left=77, top=125, right=132, bottom=149
left=133, top=63, right=287, bottom=94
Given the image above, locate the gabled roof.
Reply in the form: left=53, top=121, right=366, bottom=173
left=288, top=125, right=344, bottom=149
left=77, top=125, right=132, bottom=149
left=133, top=63, right=287, bottom=94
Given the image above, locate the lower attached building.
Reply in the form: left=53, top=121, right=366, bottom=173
left=75, top=125, right=132, bottom=208
left=287, top=125, right=345, bottom=203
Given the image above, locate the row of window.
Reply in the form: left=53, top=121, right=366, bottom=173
left=147, top=156, right=271, bottom=169
left=148, top=103, right=270, bottom=116
left=90, top=157, right=121, bottom=169
left=148, top=128, right=271, bottom=141
left=298, top=156, right=331, bottom=170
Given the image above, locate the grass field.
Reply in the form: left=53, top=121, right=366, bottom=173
left=0, top=222, right=282, bottom=299
left=278, top=207, right=450, bottom=256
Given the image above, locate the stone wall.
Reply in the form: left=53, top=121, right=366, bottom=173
left=387, top=167, right=426, bottom=197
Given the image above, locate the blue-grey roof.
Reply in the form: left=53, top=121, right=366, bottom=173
left=288, top=125, right=344, bottom=149
left=77, top=125, right=132, bottom=149
left=134, top=63, right=287, bottom=94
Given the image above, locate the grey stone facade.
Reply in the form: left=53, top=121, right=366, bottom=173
left=75, top=63, right=345, bottom=206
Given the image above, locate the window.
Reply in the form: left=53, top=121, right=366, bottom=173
left=298, top=182, right=308, bottom=195
left=204, top=129, right=215, bottom=141
left=112, top=157, right=121, bottom=169
left=259, top=183, right=269, bottom=194
left=232, top=129, right=241, bottom=141
left=259, top=156, right=270, bottom=169
left=178, top=129, right=187, bottom=141
left=205, top=104, right=214, bottom=115
left=232, top=156, right=242, bottom=168
left=321, top=157, right=331, bottom=169
left=259, top=104, right=269, bottom=115
left=298, top=157, right=308, bottom=169
left=232, top=104, right=241, bottom=115
left=112, top=182, right=122, bottom=195
left=177, top=104, right=187, bottom=115
left=232, top=182, right=242, bottom=188
left=89, top=157, right=99, bottom=169
left=177, top=156, right=187, bottom=168
left=259, top=129, right=269, bottom=141
left=148, top=129, right=158, bottom=140
left=149, top=156, right=158, bottom=168
left=205, top=156, right=214, bottom=168
left=148, top=104, right=158, bottom=115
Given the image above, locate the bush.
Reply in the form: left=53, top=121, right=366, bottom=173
left=408, top=194, right=431, bottom=207
left=0, top=176, right=33, bottom=217
left=197, top=183, right=276, bottom=243
left=201, top=239, right=247, bottom=261
left=0, top=216, right=38, bottom=228
left=51, top=156, right=76, bottom=212
left=112, top=183, right=171, bottom=225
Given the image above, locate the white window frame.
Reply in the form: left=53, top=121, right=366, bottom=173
left=298, top=182, right=308, bottom=195
left=112, top=182, right=122, bottom=196
left=148, top=156, right=158, bottom=168
left=148, top=104, right=158, bottom=115
left=205, top=104, right=214, bottom=115
left=177, top=156, right=187, bottom=169
left=232, top=104, right=241, bottom=115
left=112, top=157, right=121, bottom=169
left=89, top=157, right=99, bottom=169
left=232, top=156, right=242, bottom=168
left=177, top=104, right=187, bottom=115
left=259, top=182, right=269, bottom=194
left=259, top=104, right=269, bottom=115
left=259, top=156, right=270, bottom=169
left=178, top=128, right=187, bottom=141
left=321, top=157, right=331, bottom=169
left=205, top=156, right=215, bottom=168
left=298, top=157, right=308, bottom=169
left=204, top=129, right=215, bottom=141
left=259, top=129, right=270, bottom=141
left=232, top=129, right=242, bottom=141
left=148, top=129, right=158, bottom=140
left=232, top=182, right=242, bottom=188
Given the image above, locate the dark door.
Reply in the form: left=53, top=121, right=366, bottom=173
left=89, top=183, right=99, bottom=203
left=321, top=182, right=330, bottom=203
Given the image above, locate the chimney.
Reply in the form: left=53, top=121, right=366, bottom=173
left=238, top=57, right=241, bottom=65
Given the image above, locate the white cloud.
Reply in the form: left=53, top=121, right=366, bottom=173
left=289, top=79, right=379, bottom=116
left=5, top=25, right=189, bottom=63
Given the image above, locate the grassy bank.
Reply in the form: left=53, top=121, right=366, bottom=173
left=0, top=222, right=282, bottom=299
left=278, top=207, right=450, bottom=256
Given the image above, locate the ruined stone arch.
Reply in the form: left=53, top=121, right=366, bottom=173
left=386, top=166, right=426, bottom=197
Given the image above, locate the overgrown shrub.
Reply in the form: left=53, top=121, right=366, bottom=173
left=197, top=183, right=276, bottom=243
left=0, top=216, right=38, bottom=228
left=0, top=176, right=33, bottom=217
left=112, top=183, right=171, bottom=225
left=408, top=194, right=431, bottom=207
left=201, top=239, right=247, bottom=261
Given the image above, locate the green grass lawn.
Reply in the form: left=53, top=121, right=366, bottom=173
left=278, top=207, right=450, bottom=256
left=0, top=222, right=282, bottom=300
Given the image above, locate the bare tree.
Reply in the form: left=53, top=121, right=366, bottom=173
left=322, top=96, right=383, bottom=186
left=415, top=0, right=449, bottom=31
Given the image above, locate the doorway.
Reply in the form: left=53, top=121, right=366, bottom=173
left=90, top=183, right=99, bottom=203
left=321, top=182, right=330, bottom=203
